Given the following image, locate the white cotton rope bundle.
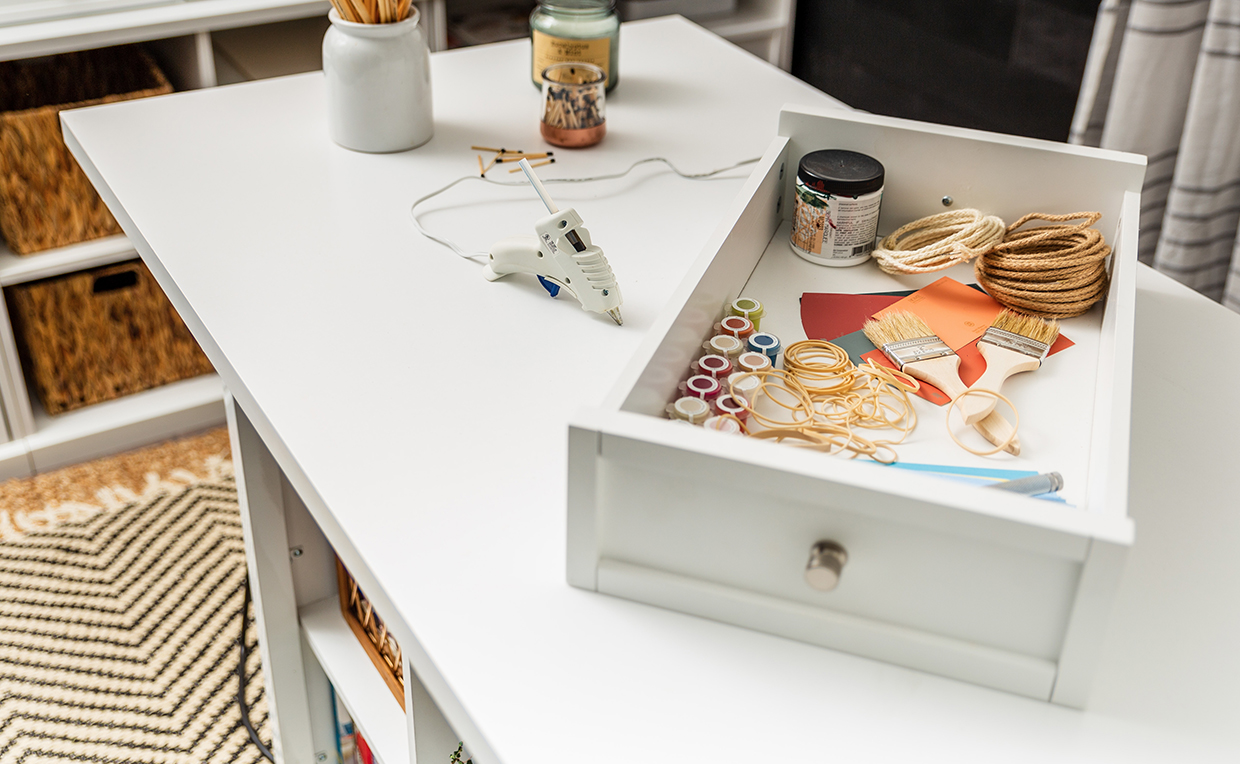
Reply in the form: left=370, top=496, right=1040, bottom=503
left=872, top=209, right=1006, bottom=275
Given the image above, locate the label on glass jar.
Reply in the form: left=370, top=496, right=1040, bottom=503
left=791, top=181, right=883, bottom=265
left=533, top=30, right=611, bottom=84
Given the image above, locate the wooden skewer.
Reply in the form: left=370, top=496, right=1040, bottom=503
left=331, top=0, right=358, bottom=22
left=509, top=158, right=555, bottom=173
left=496, top=152, right=554, bottom=162
left=347, top=0, right=372, bottom=24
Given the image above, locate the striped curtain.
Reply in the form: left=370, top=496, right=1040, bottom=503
left=1071, top=0, right=1240, bottom=310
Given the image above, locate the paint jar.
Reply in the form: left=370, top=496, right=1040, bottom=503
left=703, top=334, right=745, bottom=360
left=531, top=0, right=619, bottom=91
left=703, top=415, right=743, bottom=434
left=727, top=372, right=761, bottom=400
left=728, top=298, right=764, bottom=331
left=790, top=149, right=885, bottom=267
left=747, top=332, right=781, bottom=366
left=691, top=353, right=733, bottom=380
left=679, top=374, right=722, bottom=401
left=540, top=62, right=606, bottom=148
left=667, top=396, right=711, bottom=424
left=735, top=352, right=771, bottom=374
left=716, top=315, right=754, bottom=341
left=714, top=393, right=749, bottom=422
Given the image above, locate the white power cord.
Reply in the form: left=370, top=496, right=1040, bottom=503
left=409, top=156, right=760, bottom=261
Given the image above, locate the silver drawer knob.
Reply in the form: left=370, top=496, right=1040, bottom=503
left=805, top=540, right=848, bottom=591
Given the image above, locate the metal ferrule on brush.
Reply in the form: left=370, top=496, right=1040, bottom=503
left=880, top=336, right=954, bottom=369
left=978, top=327, right=1051, bottom=362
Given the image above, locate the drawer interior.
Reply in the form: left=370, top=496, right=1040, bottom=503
left=612, top=106, right=1145, bottom=521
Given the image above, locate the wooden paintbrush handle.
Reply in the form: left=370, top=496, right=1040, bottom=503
left=905, top=355, right=1021, bottom=455
left=959, top=345, right=1043, bottom=426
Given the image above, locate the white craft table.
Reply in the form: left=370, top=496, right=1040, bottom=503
left=61, top=16, right=1240, bottom=764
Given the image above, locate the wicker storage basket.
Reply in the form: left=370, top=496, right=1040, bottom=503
left=0, top=46, right=172, bottom=255
left=7, top=260, right=214, bottom=414
left=337, top=558, right=406, bottom=709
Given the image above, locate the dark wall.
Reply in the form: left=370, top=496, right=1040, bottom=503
left=792, top=0, right=1101, bottom=141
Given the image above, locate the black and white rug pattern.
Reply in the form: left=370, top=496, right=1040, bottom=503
left=0, top=476, right=271, bottom=763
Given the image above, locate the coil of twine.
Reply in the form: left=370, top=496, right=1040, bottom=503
left=872, top=209, right=1006, bottom=275
left=974, top=212, right=1110, bottom=319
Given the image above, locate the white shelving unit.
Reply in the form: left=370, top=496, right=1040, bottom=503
left=301, top=597, right=411, bottom=764
left=699, top=0, right=794, bottom=69
left=0, top=227, right=225, bottom=479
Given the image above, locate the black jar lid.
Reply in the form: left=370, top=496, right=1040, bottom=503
left=797, top=150, right=885, bottom=196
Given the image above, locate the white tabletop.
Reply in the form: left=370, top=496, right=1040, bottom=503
left=63, top=17, right=1240, bottom=764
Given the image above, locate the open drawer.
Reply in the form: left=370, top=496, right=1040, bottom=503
left=567, top=105, right=1146, bottom=707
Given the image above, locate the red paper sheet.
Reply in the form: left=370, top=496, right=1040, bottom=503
left=801, top=292, right=904, bottom=342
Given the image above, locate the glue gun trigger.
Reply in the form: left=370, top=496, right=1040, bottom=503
left=537, top=275, right=561, bottom=297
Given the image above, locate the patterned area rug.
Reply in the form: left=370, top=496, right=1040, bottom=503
left=0, top=431, right=271, bottom=763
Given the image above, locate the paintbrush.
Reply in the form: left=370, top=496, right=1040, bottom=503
left=863, top=312, right=1021, bottom=455
left=956, top=310, right=1059, bottom=425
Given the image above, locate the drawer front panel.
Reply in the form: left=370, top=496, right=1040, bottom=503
left=597, top=457, right=1082, bottom=662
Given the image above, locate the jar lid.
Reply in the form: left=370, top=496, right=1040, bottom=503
left=797, top=150, right=885, bottom=196
left=538, top=0, right=616, bottom=12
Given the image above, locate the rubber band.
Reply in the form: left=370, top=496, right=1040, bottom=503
left=726, top=340, right=921, bottom=462
left=945, top=388, right=1020, bottom=456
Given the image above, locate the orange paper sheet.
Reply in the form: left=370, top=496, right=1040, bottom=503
left=874, top=276, right=1005, bottom=351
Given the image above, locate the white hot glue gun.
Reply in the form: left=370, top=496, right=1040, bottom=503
left=483, top=159, right=623, bottom=326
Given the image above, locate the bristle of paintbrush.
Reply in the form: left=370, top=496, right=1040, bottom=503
left=862, top=311, right=936, bottom=348
left=864, top=310, right=1022, bottom=455
left=988, top=310, right=1060, bottom=348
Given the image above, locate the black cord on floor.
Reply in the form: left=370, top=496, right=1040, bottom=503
left=239, top=577, right=275, bottom=762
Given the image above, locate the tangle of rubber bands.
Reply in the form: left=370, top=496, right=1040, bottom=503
left=729, top=340, right=921, bottom=464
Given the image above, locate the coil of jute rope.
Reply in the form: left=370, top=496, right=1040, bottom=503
left=872, top=209, right=1006, bottom=275
left=975, top=212, right=1110, bottom=319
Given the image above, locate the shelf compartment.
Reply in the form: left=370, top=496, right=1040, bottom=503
left=0, top=234, right=136, bottom=287
left=301, top=596, right=410, bottom=764
left=27, top=373, right=225, bottom=472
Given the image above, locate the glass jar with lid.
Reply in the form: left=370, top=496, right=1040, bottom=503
left=530, top=0, right=619, bottom=91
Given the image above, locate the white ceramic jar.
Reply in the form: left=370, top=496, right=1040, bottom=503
left=323, top=8, right=433, bottom=153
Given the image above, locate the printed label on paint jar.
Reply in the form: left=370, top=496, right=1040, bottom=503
left=533, top=31, right=611, bottom=84
left=791, top=182, right=883, bottom=264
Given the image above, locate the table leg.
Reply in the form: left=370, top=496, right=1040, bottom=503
left=227, top=390, right=318, bottom=764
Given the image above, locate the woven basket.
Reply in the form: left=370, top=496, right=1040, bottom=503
left=0, top=46, right=172, bottom=255
left=337, top=558, right=406, bottom=709
left=7, top=260, right=215, bottom=414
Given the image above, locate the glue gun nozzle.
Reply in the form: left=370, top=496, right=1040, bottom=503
left=607, top=308, right=623, bottom=326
